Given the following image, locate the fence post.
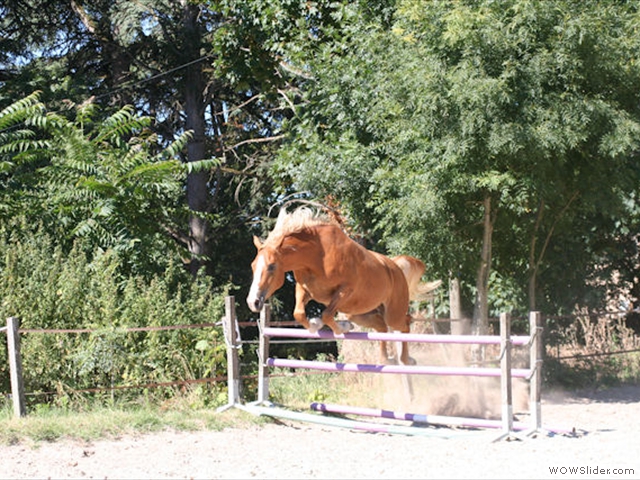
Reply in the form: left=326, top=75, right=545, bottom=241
left=529, top=311, right=543, bottom=431
left=224, top=296, right=241, bottom=407
left=7, top=317, right=26, bottom=418
left=257, top=303, right=271, bottom=404
left=499, top=313, right=513, bottom=435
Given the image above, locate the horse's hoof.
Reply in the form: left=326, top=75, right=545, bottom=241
left=380, top=356, right=394, bottom=365
left=336, top=320, right=354, bottom=333
left=308, top=318, right=323, bottom=333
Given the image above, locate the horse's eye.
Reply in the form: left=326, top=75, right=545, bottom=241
left=267, top=263, right=276, bottom=272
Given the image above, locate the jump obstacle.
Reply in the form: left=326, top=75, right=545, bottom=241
left=221, top=296, right=557, bottom=439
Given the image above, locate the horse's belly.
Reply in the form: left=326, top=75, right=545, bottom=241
left=296, top=266, right=396, bottom=314
left=339, top=298, right=384, bottom=316
left=300, top=280, right=383, bottom=311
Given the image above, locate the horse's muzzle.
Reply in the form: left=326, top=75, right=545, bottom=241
left=247, top=294, right=264, bottom=313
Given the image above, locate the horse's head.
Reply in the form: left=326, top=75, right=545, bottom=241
left=247, top=235, right=286, bottom=313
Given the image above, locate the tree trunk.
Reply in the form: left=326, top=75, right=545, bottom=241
left=473, top=194, right=496, bottom=336
left=449, top=275, right=471, bottom=335
left=182, top=1, right=210, bottom=276
left=528, top=199, right=545, bottom=312
left=528, top=192, right=578, bottom=311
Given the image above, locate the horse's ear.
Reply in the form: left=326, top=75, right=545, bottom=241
left=253, top=235, right=263, bottom=250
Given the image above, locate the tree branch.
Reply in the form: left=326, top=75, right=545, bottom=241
left=227, top=134, right=285, bottom=151
left=69, top=0, right=96, bottom=34
left=534, top=191, right=579, bottom=273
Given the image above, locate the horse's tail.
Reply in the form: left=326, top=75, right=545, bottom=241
left=411, top=279, right=443, bottom=301
left=392, top=255, right=442, bottom=302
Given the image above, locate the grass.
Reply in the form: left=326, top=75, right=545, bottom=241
left=0, top=397, right=267, bottom=446
left=268, top=369, right=351, bottom=410
left=269, top=370, right=388, bottom=411
left=0, top=353, right=382, bottom=447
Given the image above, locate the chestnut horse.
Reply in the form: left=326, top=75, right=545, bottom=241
left=247, top=207, right=432, bottom=365
left=351, top=254, right=441, bottom=362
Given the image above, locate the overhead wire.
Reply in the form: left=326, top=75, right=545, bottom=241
left=93, top=54, right=215, bottom=101
left=0, top=53, right=215, bottom=135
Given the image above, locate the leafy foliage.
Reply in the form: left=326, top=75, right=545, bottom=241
left=0, top=93, right=210, bottom=275
left=0, top=94, right=231, bottom=406
left=0, top=230, right=228, bottom=404
left=2, top=0, right=640, bottom=408
left=275, top=0, right=640, bottom=317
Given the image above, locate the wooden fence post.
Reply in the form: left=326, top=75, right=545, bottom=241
left=224, top=296, right=241, bottom=407
left=529, top=311, right=543, bottom=431
left=257, top=304, right=271, bottom=404
left=7, top=317, right=26, bottom=418
left=499, top=313, right=513, bottom=435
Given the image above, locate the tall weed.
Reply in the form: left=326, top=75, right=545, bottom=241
left=544, top=314, right=640, bottom=388
left=0, top=230, right=229, bottom=409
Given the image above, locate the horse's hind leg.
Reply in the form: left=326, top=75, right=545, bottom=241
left=346, top=310, right=391, bottom=364
left=384, top=277, right=414, bottom=365
left=396, top=342, right=415, bottom=365
left=391, top=314, right=416, bottom=366
left=390, top=314, right=416, bottom=400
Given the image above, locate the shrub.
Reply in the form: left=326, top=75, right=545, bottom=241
left=0, top=230, right=229, bottom=408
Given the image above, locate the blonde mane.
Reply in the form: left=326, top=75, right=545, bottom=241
left=264, top=207, right=336, bottom=246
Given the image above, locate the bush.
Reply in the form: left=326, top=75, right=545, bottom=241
left=0, top=230, right=229, bottom=409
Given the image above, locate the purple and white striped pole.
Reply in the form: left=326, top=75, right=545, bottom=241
left=262, top=326, right=531, bottom=346
left=309, top=402, right=574, bottom=435
left=266, top=357, right=532, bottom=378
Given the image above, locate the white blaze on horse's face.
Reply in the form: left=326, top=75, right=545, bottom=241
left=247, top=237, right=285, bottom=313
left=247, top=254, right=268, bottom=312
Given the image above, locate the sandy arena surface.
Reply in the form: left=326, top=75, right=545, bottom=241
left=0, top=384, right=638, bottom=479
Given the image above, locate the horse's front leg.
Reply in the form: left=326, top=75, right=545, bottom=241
left=293, top=283, right=313, bottom=330
left=293, top=284, right=327, bottom=333
left=320, top=289, right=355, bottom=335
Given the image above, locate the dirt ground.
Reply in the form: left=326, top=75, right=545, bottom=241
left=1, top=383, right=638, bottom=480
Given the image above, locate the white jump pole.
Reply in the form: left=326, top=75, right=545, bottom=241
left=261, top=327, right=531, bottom=345
left=500, top=312, right=514, bottom=437
left=257, top=303, right=271, bottom=404
left=530, top=311, right=543, bottom=431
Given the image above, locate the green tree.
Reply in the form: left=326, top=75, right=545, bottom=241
left=0, top=92, right=207, bottom=274
left=0, top=0, right=298, bottom=281
left=275, top=0, right=640, bottom=330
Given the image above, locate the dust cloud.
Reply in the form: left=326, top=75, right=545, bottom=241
left=339, top=330, right=530, bottom=419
